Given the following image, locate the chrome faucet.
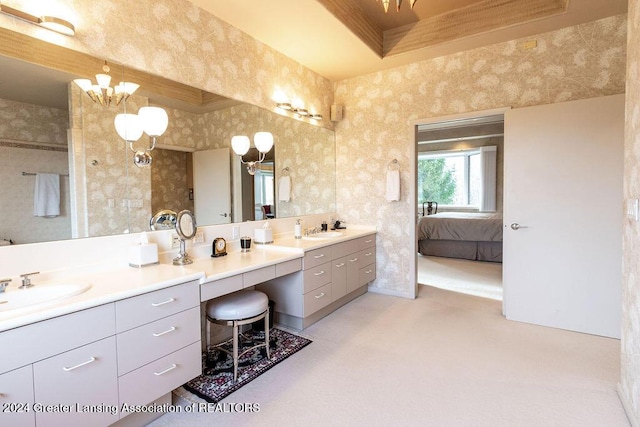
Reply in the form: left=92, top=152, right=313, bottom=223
left=19, top=272, right=39, bottom=289
left=0, top=278, right=10, bottom=293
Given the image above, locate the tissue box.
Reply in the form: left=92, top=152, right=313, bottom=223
left=254, top=228, right=273, bottom=244
left=129, top=244, right=159, bottom=267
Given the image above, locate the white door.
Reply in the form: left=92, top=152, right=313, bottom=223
left=192, top=148, right=231, bottom=225
left=503, top=94, right=623, bottom=338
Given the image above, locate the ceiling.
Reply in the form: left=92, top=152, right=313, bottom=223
left=192, top=0, right=628, bottom=81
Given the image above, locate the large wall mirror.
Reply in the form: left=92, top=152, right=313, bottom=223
left=0, top=31, right=336, bottom=245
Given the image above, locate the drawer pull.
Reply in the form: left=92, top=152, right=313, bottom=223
left=152, top=326, right=177, bottom=337
left=365, top=252, right=373, bottom=257
left=151, top=297, right=176, bottom=307
left=335, top=262, right=345, bottom=268
left=63, top=356, right=96, bottom=372
left=154, top=363, right=178, bottom=376
left=314, top=292, right=326, bottom=299
left=365, top=269, right=373, bottom=274
left=349, top=257, right=358, bottom=263
left=365, top=239, right=373, bottom=243
left=313, top=254, right=325, bottom=259
left=314, top=270, right=325, bottom=276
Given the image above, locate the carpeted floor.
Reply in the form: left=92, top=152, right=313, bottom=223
left=179, top=328, right=312, bottom=403
left=149, top=286, right=627, bottom=427
left=417, top=254, right=503, bottom=300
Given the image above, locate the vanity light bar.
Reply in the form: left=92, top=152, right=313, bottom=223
left=0, top=4, right=75, bottom=36
left=276, top=102, right=322, bottom=121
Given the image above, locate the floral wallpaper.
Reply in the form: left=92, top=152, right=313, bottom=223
left=622, top=0, right=640, bottom=423
left=0, top=97, right=68, bottom=145
left=333, top=14, right=627, bottom=295
left=151, top=148, right=194, bottom=215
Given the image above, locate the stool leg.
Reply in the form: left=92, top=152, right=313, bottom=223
left=265, top=307, right=270, bottom=360
left=206, top=317, right=211, bottom=350
left=232, top=320, right=239, bottom=383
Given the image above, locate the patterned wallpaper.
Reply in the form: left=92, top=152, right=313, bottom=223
left=333, top=14, right=627, bottom=295
left=622, top=0, right=640, bottom=422
left=0, top=97, right=68, bottom=145
left=151, top=148, right=194, bottom=215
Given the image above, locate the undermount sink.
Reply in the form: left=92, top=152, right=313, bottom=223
left=302, top=231, right=344, bottom=240
left=0, top=283, right=91, bottom=313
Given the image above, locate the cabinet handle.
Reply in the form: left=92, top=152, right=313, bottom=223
left=151, top=297, right=175, bottom=307
left=315, top=292, right=325, bottom=299
left=63, top=356, right=96, bottom=372
left=365, top=269, right=373, bottom=274
left=314, top=270, right=325, bottom=276
left=335, top=263, right=345, bottom=268
left=365, top=239, right=373, bottom=243
left=365, top=252, right=373, bottom=257
left=154, top=363, right=178, bottom=376
left=152, top=326, right=177, bottom=337
left=313, top=254, right=325, bottom=259
left=350, top=257, right=358, bottom=263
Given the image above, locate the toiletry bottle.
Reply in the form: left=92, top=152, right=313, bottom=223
left=295, top=219, right=302, bottom=239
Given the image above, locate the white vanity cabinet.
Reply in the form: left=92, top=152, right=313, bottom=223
left=0, top=365, right=35, bottom=427
left=257, top=233, right=376, bottom=330
left=0, top=303, right=118, bottom=427
left=114, top=280, right=201, bottom=415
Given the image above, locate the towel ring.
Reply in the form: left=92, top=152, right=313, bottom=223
left=388, top=159, right=400, bottom=171
left=282, top=167, right=291, bottom=176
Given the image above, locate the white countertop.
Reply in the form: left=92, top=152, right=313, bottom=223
left=0, top=227, right=376, bottom=332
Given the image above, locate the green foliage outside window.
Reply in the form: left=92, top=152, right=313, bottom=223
left=417, top=158, right=457, bottom=204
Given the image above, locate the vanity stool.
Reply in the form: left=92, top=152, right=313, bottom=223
left=205, top=290, right=270, bottom=382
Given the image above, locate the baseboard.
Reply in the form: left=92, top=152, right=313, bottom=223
left=617, top=383, right=639, bottom=427
left=367, top=285, right=415, bottom=299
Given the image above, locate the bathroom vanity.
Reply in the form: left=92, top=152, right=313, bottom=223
left=0, top=226, right=376, bottom=427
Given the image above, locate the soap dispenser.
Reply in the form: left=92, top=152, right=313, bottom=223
left=295, top=219, right=302, bottom=239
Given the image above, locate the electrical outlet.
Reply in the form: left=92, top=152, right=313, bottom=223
left=232, top=225, right=240, bottom=240
left=171, top=234, right=181, bottom=249
left=193, top=230, right=205, bottom=244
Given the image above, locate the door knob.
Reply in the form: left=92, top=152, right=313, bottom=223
left=219, top=213, right=228, bottom=217
left=510, top=223, right=528, bottom=230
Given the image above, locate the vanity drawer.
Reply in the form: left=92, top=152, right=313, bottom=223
left=358, top=235, right=376, bottom=250
left=201, top=275, right=242, bottom=301
left=331, top=240, right=359, bottom=259
left=244, top=265, right=276, bottom=288
left=115, top=281, right=199, bottom=332
left=1, top=303, right=116, bottom=373
left=118, top=342, right=201, bottom=412
left=33, top=336, right=118, bottom=427
left=303, top=262, right=332, bottom=293
left=116, top=307, right=201, bottom=376
left=303, top=247, right=332, bottom=270
left=303, top=282, right=332, bottom=316
left=360, top=263, right=376, bottom=287
left=276, top=258, right=302, bottom=277
left=0, top=365, right=35, bottom=427
left=358, top=248, right=376, bottom=266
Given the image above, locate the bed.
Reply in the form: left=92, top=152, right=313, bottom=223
left=417, top=212, right=503, bottom=262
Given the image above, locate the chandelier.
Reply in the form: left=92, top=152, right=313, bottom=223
left=73, top=61, right=140, bottom=107
left=378, top=0, right=418, bottom=13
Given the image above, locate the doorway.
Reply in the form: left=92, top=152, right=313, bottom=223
left=411, top=108, right=509, bottom=300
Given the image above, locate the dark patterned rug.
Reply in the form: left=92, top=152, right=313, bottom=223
left=182, top=328, right=312, bottom=403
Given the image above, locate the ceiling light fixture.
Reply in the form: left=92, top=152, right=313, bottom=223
left=231, top=132, right=274, bottom=175
left=378, top=0, right=418, bottom=13
left=0, top=3, right=75, bottom=36
left=73, top=61, right=140, bottom=107
left=276, top=100, right=322, bottom=121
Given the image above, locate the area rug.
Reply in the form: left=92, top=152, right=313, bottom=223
left=181, top=328, right=312, bottom=403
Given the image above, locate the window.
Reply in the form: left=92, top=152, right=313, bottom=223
left=418, top=146, right=496, bottom=211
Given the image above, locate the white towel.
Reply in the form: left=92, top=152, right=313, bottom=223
left=386, top=170, right=400, bottom=202
left=34, top=173, right=60, bottom=217
left=279, top=176, right=291, bottom=202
